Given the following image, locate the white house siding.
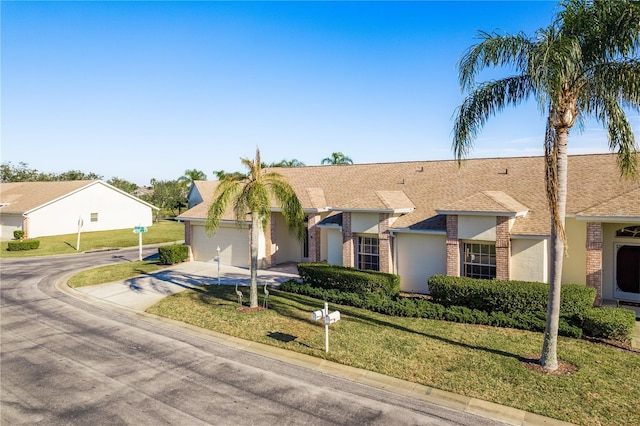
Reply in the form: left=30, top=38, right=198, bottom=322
left=191, top=222, right=250, bottom=267
left=511, top=238, right=548, bottom=283
left=561, top=218, right=587, bottom=285
left=0, top=214, right=23, bottom=240
left=458, top=215, right=497, bottom=241
left=26, top=184, right=153, bottom=238
left=395, top=232, right=446, bottom=294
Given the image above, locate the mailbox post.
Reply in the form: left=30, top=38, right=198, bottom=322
left=310, top=301, right=340, bottom=353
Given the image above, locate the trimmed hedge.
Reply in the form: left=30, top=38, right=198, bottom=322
left=279, top=280, right=584, bottom=338
left=13, top=230, right=24, bottom=240
left=582, top=307, right=636, bottom=342
left=158, top=244, right=189, bottom=265
left=296, top=262, right=400, bottom=297
left=7, top=239, right=40, bottom=251
left=428, top=275, right=596, bottom=317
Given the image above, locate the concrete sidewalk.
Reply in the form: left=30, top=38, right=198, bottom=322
left=75, top=260, right=298, bottom=311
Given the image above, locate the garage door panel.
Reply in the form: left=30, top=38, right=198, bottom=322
left=192, top=224, right=249, bottom=267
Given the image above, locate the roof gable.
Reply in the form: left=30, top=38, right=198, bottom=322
left=437, top=191, right=528, bottom=217
left=0, top=180, right=159, bottom=214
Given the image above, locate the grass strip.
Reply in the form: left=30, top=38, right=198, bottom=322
left=67, top=260, right=168, bottom=288
left=1, top=220, right=184, bottom=258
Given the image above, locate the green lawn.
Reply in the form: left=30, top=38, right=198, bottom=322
left=1, top=220, right=184, bottom=258
left=147, top=285, right=640, bottom=426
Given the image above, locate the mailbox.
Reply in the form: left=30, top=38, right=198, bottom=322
left=311, top=309, right=325, bottom=321
left=324, top=310, right=340, bottom=325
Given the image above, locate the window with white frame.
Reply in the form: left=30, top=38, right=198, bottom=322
left=463, top=242, right=496, bottom=279
left=357, top=236, right=379, bottom=271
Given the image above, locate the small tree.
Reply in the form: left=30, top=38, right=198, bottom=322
left=206, top=148, right=305, bottom=308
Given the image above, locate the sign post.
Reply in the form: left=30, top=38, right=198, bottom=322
left=133, top=226, right=148, bottom=261
left=76, top=217, right=83, bottom=251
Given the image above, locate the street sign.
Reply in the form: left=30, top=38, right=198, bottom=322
left=133, top=226, right=148, bottom=234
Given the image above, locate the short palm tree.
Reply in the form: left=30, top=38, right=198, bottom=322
left=321, top=152, right=354, bottom=165
left=453, top=0, right=639, bottom=371
left=205, top=148, right=305, bottom=308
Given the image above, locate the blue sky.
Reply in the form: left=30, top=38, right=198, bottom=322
left=2, top=1, right=637, bottom=185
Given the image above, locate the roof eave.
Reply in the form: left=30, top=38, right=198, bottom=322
left=435, top=209, right=527, bottom=218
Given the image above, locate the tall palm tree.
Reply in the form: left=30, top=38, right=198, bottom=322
left=321, top=152, right=354, bottom=165
left=452, top=0, right=639, bottom=371
left=205, top=148, right=305, bottom=308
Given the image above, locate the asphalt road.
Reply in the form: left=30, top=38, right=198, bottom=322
left=1, top=248, right=503, bottom=425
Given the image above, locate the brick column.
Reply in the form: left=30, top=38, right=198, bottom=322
left=307, top=214, right=321, bottom=262
left=495, top=216, right=511, bottom=280
left=342, top=212, right=354, bottom=267
left=184, top=221, right=193, bottom=261
left=446, top=215, right=460, bottom=276
left=265, top=213, right=277, bottom=267
left=379, top=213, right=392, bottom=273
left=586, top=222, right=603, bottom=306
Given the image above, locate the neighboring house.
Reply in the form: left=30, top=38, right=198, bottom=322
left=0, top=180, right=160, bottom=240
left=177, top=154, right=640, bottom=307
left=133, top=186, right=154, bottom=198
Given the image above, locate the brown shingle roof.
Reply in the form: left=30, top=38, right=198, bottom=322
left=178, top=154, right=640, bottom=236
left=0, top=180, right=96, bottom=214
left=576, top=187, right=640, bottom=218
left=437, top=191, right=528, bottom=216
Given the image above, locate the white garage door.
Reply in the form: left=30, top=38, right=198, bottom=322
left=191, top=223, right=250, bottom=267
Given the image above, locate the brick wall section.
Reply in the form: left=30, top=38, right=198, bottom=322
left=446, top=215, right=460, bottom=276
left=184, top=221, right=193, bottom=261
left=342, top=212, right=354, bottom=267
left=307, top=214, right=321, bottom=262
left=586, top=222, right=603, bottom=306
left=495, top=216, right=511, bottom=280
left=266, top=213, right=276, bottom=267
left=378, top=213, right=392, bottom=273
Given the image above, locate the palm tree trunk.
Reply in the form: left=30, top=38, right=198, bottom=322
left=540, top=129, right=568, bottom=371
left=249, top=215, right=260, bottom=308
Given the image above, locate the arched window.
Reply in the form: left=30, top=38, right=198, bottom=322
left=616, top=226, right=640, bottom=238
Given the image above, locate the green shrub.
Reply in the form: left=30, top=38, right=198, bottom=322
left=297, top=263, right=400, bottom=297
left=582, top=307, right=636, bottom=342
left=428, top=275, right=595, bottom=317
left=13, top=230, right=24, bottom=240
left=7, top=239, right=40, bottom=251
left=279, top=280, right=583, bottom=338
left=158, top=244, right=189, bottom=265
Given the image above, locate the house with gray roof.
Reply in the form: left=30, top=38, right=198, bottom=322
left=0, top=180, right=159, bottom=240
left=178, top=153, right=640, bottom=308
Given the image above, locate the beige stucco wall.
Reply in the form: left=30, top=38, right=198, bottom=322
left=511, top=238, right=548, bottom=283
left=326, top=227, right=343, bottom=265
left=458, top=215, right=496, bottom=241
left=395, top=232, right=446, bottom=294
left=26, top=183, right=154, bottom=238
left=351, top=212, right=379, bottom=234
left=561, top=217, right=587, bottom=285
left=272, top=213, right=303, bottom=264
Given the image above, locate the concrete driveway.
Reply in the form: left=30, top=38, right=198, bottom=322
left=74, top=261, right=299, bottom=311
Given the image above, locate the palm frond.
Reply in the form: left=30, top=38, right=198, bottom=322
left=458, top=31, right=533, bottom=91
left=452, top=76, right=534, bottom=160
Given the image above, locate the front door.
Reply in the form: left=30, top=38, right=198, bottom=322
left=614, top=243, right=640, bottom=302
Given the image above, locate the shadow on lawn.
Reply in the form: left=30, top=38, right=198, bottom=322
left=270, top=290, right=523, bottom=361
